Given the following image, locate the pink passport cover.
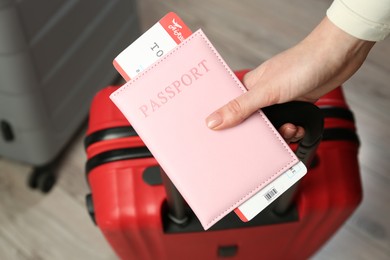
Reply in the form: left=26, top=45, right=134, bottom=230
left=110, top=29, right=298, bottom=230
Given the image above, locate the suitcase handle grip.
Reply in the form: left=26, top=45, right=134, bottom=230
left=262, top=101, right=324, bottom=165
left=262, top=101, right=324, bottom=214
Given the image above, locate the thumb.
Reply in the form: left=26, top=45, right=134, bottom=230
left=205, top=88, right=272, bottom=130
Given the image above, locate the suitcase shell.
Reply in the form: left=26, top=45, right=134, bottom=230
left=85, top=71, right=362, bottom=259
left=0, top=0, right=140, bottom=167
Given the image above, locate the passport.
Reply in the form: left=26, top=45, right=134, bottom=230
left=109, top=29, right=299, bottom=230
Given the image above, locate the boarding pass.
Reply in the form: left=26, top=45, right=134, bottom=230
left=113, top=12, right=192, bottom=81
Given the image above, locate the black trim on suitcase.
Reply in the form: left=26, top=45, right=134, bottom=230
left=85, top=108, right=359, bottom=175
left=143, top=166, right=163, bottom=186
left=86, top=146, right=152, bottom=173
left=322, top=128, right=359, bottom=143
left=320, top=107, right=355, bottom=122
left=86, top=194, right=96, bottom=224
left=319, top=107, right=359, bottom=143
left=84, top=126, right=138, bottom=149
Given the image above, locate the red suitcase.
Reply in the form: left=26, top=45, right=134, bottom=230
left=84, top=71, right=362, bottom=260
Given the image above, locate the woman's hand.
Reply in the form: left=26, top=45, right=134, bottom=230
left=205, top=17, right=375, bottom=141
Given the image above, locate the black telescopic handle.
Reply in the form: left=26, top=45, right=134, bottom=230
left=160, top=168, right=189, bottom=226
left=262, top=101, right=324, bottom=215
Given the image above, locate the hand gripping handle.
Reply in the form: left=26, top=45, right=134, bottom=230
left=262, top=101, right=324, bottom=165
left=262, top=101, right=324, bottom=214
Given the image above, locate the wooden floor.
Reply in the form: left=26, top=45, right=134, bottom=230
left=1, top=0, right=389, bottom=259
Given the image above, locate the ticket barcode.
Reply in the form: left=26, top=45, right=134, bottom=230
left=264, top=188, right=278, bottom=201
left=235, top=161, right=307, bottom=222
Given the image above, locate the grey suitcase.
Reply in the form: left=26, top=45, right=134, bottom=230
left=0, top=0, right=140, bottom=192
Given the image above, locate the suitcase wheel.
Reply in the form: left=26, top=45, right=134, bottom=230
left=28, top=164, right=57, bottom=193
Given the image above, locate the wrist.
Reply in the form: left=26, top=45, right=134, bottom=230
left=304, top=17, right=375, bottom=90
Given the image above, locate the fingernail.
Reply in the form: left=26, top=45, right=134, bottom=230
left=206, top=112, right=223, bottom=129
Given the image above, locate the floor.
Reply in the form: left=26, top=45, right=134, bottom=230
left=0, top=0, right=389, bottom=259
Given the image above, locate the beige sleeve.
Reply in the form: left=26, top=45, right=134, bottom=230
left=327, top=0, right=390, bottom=41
